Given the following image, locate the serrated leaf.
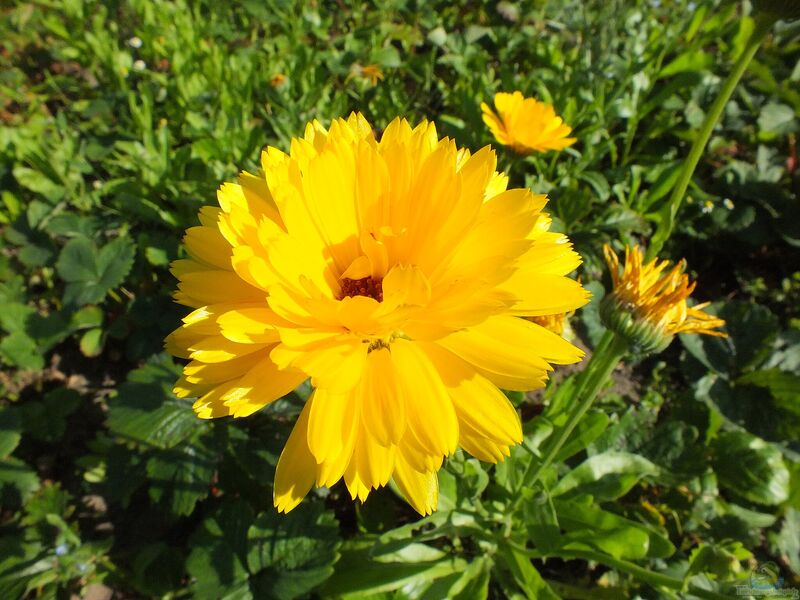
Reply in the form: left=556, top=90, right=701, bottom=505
left=712, top=431, right=790, bottom=505
left=247, top=502, right=340, bottom=599
left=0, top=303, right=36, bottom=334
left=132, top=543, right=185, bottom=597
left=21, top=483, right=71, bottom=525
left=146, top=428, right=216, bottom=516
left=186, top=499, right=255, bottom=598
left=107, top=354, right=200, bottom=449
left=56, top=236, right=135, bottom=306
left=19, top=388, right=81, bottom=442
left=0, top=457, right=40, bottom=507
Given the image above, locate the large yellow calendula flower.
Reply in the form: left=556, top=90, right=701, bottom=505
left=166, top=113, right=589, bottom=515
left=601, top=244, right=726, bottom=352
left=481, top=91, right=576, bottom=154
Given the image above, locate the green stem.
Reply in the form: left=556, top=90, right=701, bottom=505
left=516, top=330, right=629, bottom=494
left=647, top=12, right=777, bottom=260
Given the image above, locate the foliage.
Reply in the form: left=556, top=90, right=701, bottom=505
left=0, top=0, right=798, bottom=598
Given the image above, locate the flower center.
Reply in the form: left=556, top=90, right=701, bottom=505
left=339, top=276, right=383, bottom=302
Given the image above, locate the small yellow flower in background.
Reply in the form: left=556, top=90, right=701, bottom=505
left=270, top=73, right=286, bottom=87
left=349, top=63, right=384, bottom=85
left=481, top=91, right=576, bottom=154
left=601, top=244, right=726, bottom=353
left=165, top=113, right=589, bottom=515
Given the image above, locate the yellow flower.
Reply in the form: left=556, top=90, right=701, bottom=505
left=349, top=63, right=384, bottom=85
left=270, top=73, right=286, bottom=87
left=166, top=114, right=589, bottom=515
left=481, top=91, right=576, bottom=154
left=601, top=244, right=726, bottom=352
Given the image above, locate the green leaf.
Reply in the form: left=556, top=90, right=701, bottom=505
left=79, top=327, right=104, bottom=357
left=680, top=301, right=779, bottom=376
left=146, top=428, right=216, bottom=516
left=554, top=411, right=610, bottom=462
left=496, top=542, right=560, bottom=600
left=0, top=457, right=40, bottom=508
left=21, top=483, right=71, bottom=525
left=187, top=545, right=251, bottom=600
left=187, top=499, right=255, bottom=599
left=523, top=490, right=561, bottom=554
left=554, top=497, right=675, bottom=559
left=0, top=303, right=36, bottom=334
left=323, top=539, right=466, bottom=597
left=737, top=369, right=800, bottom=404
left=758, top=102, right=797, bottom=136
left=69, top=305, right=103, bottom=330
left=0, top=533, right=52, bottom=600
left=56, top=236, right=135, bottom=306
left=0, top=407, right=21, bottom=458
left=12, top=166, right=65, bottom=201
left=107, top=354, right=200, bottom=449
left=551, top=451, right=661, bottom=501
left=658, top=50, right=713, bottom=78
left=562, top=526, right=650, bottom=560
left=686, top=542, right=751, bottom=582
left=247, top=502, right=340, bottom=600
left=132, top=543, right=185, bottom=597
left=0, top=332, right=43, bottom=370
left=19, top=388, right=81, bottom=442
left=450, top=556, right=491, bottom=599
left=712, top=431, right=790, bottom=505
left=770, top=508, right=800, bottom=574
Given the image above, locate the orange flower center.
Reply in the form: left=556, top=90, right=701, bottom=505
left=339, top=276, right=384, bottom=302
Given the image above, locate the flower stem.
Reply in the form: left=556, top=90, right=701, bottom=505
left=516, top=330, right=629, bottom=494
left=647, top=12, right=778, bottom=260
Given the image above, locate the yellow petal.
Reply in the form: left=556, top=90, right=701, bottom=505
left=188, top=336, right=270, bottom=363
left=421, top=342, right=522, bottom=447
left=350, top=425, right=395, bottom=491
left=359, top=347, right=406, bottom=446
left=439, top=316, right=581, bottom=391
left=183, top=351, right=264, bottom=385
left=502, top=274, right=590, bottom=316
left=392, top=450, right=438, bottom=516
left=380, top=264, right=431, bottom=310
left=183, top=226, right=232, bottom=270
left=307, top=387, right=358, bottom=464
left=274, top=399, right=316, bottom=513
left=217, top=308, right=282, bottom=344
left=219, top=358, right=306, bottom=418
left=271, top=338, right=368, bottom=393
left=177, top=270, right=265, bottom=307
left=459, top=418, right=513, bottom=463
left=391, top=339, right=458, bottom=457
